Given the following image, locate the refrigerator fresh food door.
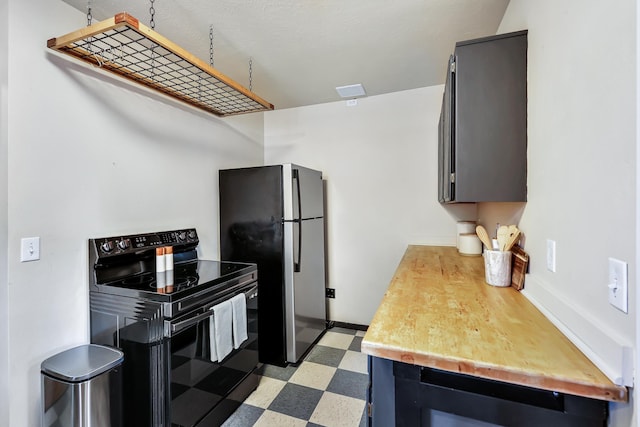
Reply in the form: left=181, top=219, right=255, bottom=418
left=283, top=164, right=324, bottom=221
left=284, top=217, right=327, bottom=363
left=219, top=166, right=287, bottom=365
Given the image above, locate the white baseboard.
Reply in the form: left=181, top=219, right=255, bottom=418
left=521, top=276, right=634, bottom=387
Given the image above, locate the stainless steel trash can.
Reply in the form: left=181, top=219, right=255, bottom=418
left=41, top=344, right=124, bottom=427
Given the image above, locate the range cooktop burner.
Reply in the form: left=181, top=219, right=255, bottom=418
left=145, top=276, right=197, bottom=290
left=119, top=274, right=198, bottom=293
left=97, top=260, right=253, bottom=297
left=122, top=275, right=155, bottom=287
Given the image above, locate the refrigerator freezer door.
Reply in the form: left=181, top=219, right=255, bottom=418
left=284, top=217, right=327, bottom=363
left=283, top=164, right=324, bottom=221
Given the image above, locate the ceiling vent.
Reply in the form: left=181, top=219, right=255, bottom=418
left=335, top=84, right=367, bottom=99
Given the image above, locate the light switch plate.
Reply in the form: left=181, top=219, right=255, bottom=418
left=608, top=257, right=628, bottom=313
left=20, top=237, right=40, bottom=262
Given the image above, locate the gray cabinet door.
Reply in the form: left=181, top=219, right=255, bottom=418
left=438, top=55, right=455, bottom=203
left=441, top=30, right=528, bottom=203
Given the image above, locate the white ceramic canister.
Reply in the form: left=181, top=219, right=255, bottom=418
left=456, top=221, right=477, bottom=250
left=458, top=233, right=482, bottom=256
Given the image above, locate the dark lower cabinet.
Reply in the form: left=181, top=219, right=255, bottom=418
left=368, top=356, right=608, bottom=427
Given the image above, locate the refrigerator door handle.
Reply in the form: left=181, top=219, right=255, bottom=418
left=293, top=169, right=302, bottom=272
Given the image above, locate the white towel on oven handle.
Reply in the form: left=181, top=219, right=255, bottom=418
left=231, top=293, right=248, bottom=349
left=209, top=299, right=233, bottom=362
left=208, top=310, right=218, bottom=362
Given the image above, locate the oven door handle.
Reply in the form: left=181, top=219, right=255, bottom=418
left=169, top=310, right=214, bottom=335
left=168, top=284, right=258, bottom=336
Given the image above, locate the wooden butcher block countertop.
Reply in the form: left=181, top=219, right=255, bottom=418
left=361, top=245, right=627, bottom=402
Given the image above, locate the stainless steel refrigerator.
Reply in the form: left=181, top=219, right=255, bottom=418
left=219, top=164, right=326, bottom=366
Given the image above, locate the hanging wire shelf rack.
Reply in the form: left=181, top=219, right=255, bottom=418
left=47, top=12, right=274, bottom=117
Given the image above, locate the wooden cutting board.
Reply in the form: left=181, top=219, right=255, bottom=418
left=511, top=245, right=529, bottom=291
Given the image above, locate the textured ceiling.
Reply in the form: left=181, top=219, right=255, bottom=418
left=61, top=0, right=510, bottom=110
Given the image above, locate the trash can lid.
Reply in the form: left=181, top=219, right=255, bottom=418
left=41, top=344, right=124, bottom=383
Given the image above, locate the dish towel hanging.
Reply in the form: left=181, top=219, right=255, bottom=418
left=209, top=300, right=233, bottom=362
left=231, top=293, right=248, bottom=349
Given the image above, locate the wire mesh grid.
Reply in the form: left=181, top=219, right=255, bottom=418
left=54, top=24, right=272, bottom=116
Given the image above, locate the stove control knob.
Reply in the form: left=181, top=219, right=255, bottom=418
left=101, top=241, right=115, bottom=253
left=117, top=239, right=130, bottom=250
left=188, top=230, right=197, bottom=240
left=177, top=231, right=187, bottom=241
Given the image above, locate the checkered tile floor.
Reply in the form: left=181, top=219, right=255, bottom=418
left=222, top=328, right=369, bottom=427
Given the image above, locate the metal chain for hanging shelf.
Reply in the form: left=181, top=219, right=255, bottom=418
left=86, top=1, right=92, bottom=26
left=86, top=1, right=94, bottom=56
left=209, top=25, right=214, bottom=67
left=148, top=0, right=157, bottom=82
left=249, top=57, right=253, bottom=92
left=149, top=0, right=156, bottom=29
left=47, top=12, right=273, bottom=116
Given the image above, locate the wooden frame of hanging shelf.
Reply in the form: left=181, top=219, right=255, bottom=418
left=47, top=12, right=274, bottom=117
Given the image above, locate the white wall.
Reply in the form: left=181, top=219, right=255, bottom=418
left=264, top=88, right=476, bottom=324
left=6, top=1, right=264, bottom=424
left=0, top=0, right=9, bottom=425
left=637, top=0, right=640, bottom=421
left=637, top=0, right=640, bottom=422
left=490, top=1, right=636, bottom=425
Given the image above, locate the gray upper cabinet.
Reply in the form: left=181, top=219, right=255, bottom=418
left=438, top=30, right=528, bottom=203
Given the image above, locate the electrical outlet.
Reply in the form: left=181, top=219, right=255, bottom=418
left=20, top=237, right=40, bottom=262
left=546, top=239, right=556, bottom=272
left=608, top=258, right=628, bottom=313
left=326, top=288, right=335, bottom=298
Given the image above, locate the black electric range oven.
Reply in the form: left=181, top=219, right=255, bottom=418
left=89, top=229, right=259, bottom=427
